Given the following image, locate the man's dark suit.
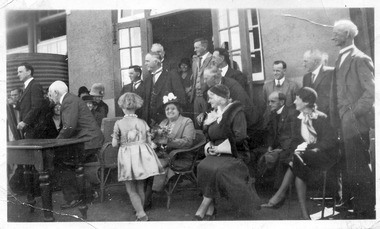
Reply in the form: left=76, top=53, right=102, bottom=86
left=330, top=46, right=375, bottom=215
left=142, top=70, right=186, bottom=125
left=224, top=66, right=248, bottom=92
left=303, top=65, right=334, bottom=114
left=265, top=106, right=299, bottom=188
left=58, top=93, right=104, bottom=204
left=58, top=93, right=104, bottom=150
left=121, top=81, right=145, bottom=98
left=16, top=79, right=44, bottom=138
left=120, top=81, right=145, bottom=118
left=263, top=78, right=299, bottom=108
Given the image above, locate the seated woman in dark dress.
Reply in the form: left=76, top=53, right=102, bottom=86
left=261, top=87, right=338, bottom=220
left=194, top=84, right=261, bottom=220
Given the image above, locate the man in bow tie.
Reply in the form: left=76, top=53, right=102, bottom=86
left=330, top=19, right=375, bottom=219
left=120, top=65, right=145, bottom=118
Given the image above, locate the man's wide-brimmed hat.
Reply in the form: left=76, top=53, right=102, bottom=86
left=90, top=83, right=105, bottom=97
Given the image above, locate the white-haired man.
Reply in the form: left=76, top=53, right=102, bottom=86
left=302, top=49, right=334, bottom=115
left=48, top=80, right=104, bottom=209
left=330, top=19, right=375, bottom=219
left=151, top=43, right=171, bottom=72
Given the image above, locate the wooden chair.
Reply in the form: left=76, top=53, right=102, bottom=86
left=85, top=117, right=121, bottom=202
left=165, top=130, right=206, bottom=209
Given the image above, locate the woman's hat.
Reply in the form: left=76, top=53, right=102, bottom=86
left=90, top=83, right=105, bottom=97
left=82, top=94, right=94, bottom=102
left=178, top=57, right=191, bottom=68
left=162, top=93, right=181, bottom=109
left=209, top=84, right=230, bottom=99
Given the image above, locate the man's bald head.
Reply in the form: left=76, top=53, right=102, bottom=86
left=48, top=80, right=68, bottom=104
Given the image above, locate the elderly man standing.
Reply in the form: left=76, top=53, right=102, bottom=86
left=190, top=38, right=213, bottom=128
left=142, top=52, right=186, bottom=126
left=48, top=80, right=104, bottom=209
left=151, top=43, right=171, bottom=72
left=330, top=20, right=375, bottom=219
left=212, top=48, right=248, bottom=92
left=302, top=49, right=334, bottom=115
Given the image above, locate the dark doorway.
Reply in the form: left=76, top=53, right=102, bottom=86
left=150, top=10, right=213, bottom=72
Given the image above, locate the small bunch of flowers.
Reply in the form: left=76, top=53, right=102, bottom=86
left=150, top=124, right=172, bottom=145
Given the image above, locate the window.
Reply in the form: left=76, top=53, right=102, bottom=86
left=247, top=9, right=264, bottom=81
left=119, top=27, right=142, bottom=85
left=216, top=9, right=242, bottom=70
left=118, top=10, right=144, bottom=23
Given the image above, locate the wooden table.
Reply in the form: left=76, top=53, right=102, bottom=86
left=7, top=138, right=89, bottom=221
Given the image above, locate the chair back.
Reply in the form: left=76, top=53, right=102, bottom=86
left=99, top=117, right=123, bottom=168
left=101, top=117, right=123, bottom=142
left=169, top=130, right=206, bottom=172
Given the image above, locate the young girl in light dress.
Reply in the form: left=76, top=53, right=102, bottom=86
left=112, top=92, right=164, bottom=221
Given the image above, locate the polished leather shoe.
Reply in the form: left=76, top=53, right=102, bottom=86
left=60, top=199, right=82, bottom=210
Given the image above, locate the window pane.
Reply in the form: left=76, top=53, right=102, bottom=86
left=247, top=10, right=252, bottom=28
left=253, top=27, right=260, bottom=49
left=231, top=51, right=241, bottom=71
left=121, top=69, right=131, bottom=86
left=120, top=49, right=131, bottom=68
left=219, top=30, right=229, bottom=47
left=120, top=10, right=132, bottom=18
left=251, top=51, right=262, bottom=73
left=131, top=48, right=142, bottom=66
left=249, top=31, right=254, bottom=52
left=119, top=29, right=130, bottom=48
left=218, top=9, right=228, bottom=29
left=229, top=9, right=239, bottom=27
left=251, top=9, right=258, bottom=26
left=130, top=27, right=141, bottom=46
left=230, top=27, right=240, bottom=50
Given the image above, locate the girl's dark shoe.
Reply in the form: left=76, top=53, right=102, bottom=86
left=192, top=215, right=203, bottom=221
left=204, top=208, right=217, bottom=221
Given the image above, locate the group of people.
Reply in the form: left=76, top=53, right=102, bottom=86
left=7, top=18, right=375, bottom=221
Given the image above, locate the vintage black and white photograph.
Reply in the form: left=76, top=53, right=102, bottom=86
left=1, top=0, right=378, bottom=228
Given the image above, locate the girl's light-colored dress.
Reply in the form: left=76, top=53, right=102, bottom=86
left=113, top=116, right=164, bottom=181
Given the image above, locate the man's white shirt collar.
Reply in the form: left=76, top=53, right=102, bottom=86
left=220, top=65, right=228, bottom=77
left=312, top=64, right=322, bottom=76
left=276, top=77, right=285, bottom=86
left=24, top=77, right=34, bottom=88
left=59, top=92, right=67, bottom=104
left=276, top=105, right=285, bottom=115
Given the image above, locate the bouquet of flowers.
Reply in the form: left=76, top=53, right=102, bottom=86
left=150, top=124, right=172, bottom=157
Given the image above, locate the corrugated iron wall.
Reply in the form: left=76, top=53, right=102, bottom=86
left=7, top=53, right=68, bottom=95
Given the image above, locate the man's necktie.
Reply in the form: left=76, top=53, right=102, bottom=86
left=276, top=80, right=281, bottom=87
left=198, top=56, right=203, bottom=69
left=153, top=70, right=162, bottom=85
left=311, top=73, right=316, bottom=83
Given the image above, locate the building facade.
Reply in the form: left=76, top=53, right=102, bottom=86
left=6, top=8, right=374, bottom=117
